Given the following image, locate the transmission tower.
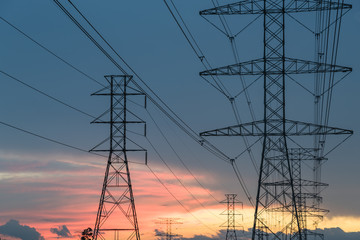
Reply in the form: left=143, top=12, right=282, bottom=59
left=155, top=218, right=183, bottom=240
left=221, top=194, right=243, bottom=240
left=91, top=75, right=147, bottom=240
left=199, top=1, right=353, bottom=239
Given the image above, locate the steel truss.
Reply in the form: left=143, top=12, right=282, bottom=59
left=91, top=75, right=147, bottom=240
left=199, top=0, right=351, bottom=15
left=199, top=1, right=352, bottom=239
left=200, top=119, right=352, bottom=137
left=200, top=57, right=351, bottom=76
left=155, top=218, right=183, bottom=240
left=221, top=194, right=243, bottom=240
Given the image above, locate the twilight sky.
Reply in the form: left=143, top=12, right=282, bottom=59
left=0, top=0, right=359, bottom=239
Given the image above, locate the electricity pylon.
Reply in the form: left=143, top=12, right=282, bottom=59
left=91, top=75, right=147, bottom=240
left=199, top=1, right=353, bottom=239
left=221, top=194, right=242, bottom=240
left=155, top=218, right=183, bottom=240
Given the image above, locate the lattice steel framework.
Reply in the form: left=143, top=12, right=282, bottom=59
left=199, top=1, right=352, bottom=239
left=91, top=75, right=146, bottom=240
left=221, top=194, right=243, bottom=240
left=155, top=218, right=182, bottom=240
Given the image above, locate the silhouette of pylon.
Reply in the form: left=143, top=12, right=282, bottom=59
left=155, top=218, right=183, bottom=240
left=91, top=75, right=147, bottom=240
left=220, top=194, right=243, bottom=240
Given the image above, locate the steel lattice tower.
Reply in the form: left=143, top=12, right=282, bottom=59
left=91, top=75, right=147, bottom=240
left=155, top=218, right=182, bottom=240
left=199, top=1, right=353, bottom=239
left=221, top=194, right=242, bottom=240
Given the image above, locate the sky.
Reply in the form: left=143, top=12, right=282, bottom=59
left=0, top=0, right=359, bottom=239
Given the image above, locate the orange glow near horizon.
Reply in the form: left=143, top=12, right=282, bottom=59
left=0, top=152, right=359, bottom=239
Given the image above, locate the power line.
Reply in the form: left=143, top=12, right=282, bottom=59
left=145, top=135, right=222, bottom=221
left=0, top=69, right=224, bottom=221
left=146, top=109, right=224, bottom=218
left=164, top=0, right=260, bottom=205
left=1, top=58, right=223, bottom=216
left=0, top=70, right=97, bottom=119
left=147, top=108, right=223, bottom=203
left=164, top=0, right=231, bottom=97
left=146, top=164, right=218, bottom=234
left=53, top=0, right=231, bottom=163
left=3, top=7, right=225, bottom=222
left=0, top=119, right=106, bottom=159
left=53, top=0, right=128, bottom=74
left=0, top=16, right=105, bottom=87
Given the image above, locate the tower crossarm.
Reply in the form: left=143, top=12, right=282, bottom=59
left=199, top=57, right=352, bottom=76
left=263, top=179, right=328, bottom=187
left=200, top=119, right=353, bottom=137
left=199, top=0, right=352, bottom=15
left=268, top=205, right=329, bottom=213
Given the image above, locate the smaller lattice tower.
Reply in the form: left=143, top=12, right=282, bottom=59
left=221, top=194, right=243, bottom=240
left=91, top=75, right=147, bottom=240
left=155, top=218, right=183, bottom=240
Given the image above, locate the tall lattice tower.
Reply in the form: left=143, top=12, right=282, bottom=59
left=155, top=218, right=182, bottom=240
left=221, top=194, right=242, bottom=240
left=199, top=1, right=353, bottom=239
left=91, top=75, right=147, bottom=240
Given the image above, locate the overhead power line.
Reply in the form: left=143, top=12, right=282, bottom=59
left=52, top=0, right=231, bottom=163
left=2, top=4, right=227, bottom=221
left=0, top=119, right=106, bottom=159
left=163, top=0, right=259, bottom=205
left=147, top=108, right=222, bottom=204
left=146, top=164, right=218, bottom=234
left=0, top=16, right=105, bottom=87
left=1, top=69, right=223, bottom=217
left=0, top=70, right=96, bottom=119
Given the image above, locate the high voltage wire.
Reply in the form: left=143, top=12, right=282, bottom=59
left=2, top=0, right=229, bottom=209
left=164, top=0, right=231, bottom=98
left=315, top=0, right=349, bottom=157
left=163, top=0, right=259, bottom=205
left=0, top=70, right=221, bottom=221
left=0, top=16, right=105, bottom=88
left=0, top=70, right=97, bottom=119
left=61, top=0, right=231, bottom=207
left=1, top=2, right=228, bottom=225
left=52, top=0, right=231, bottom=164
left=146, top=108, right=223, bottom=204
left=145, top=135, right=223, bottom=221
left=51, top=0, right=233, bottom=231
left=146, top=109, right=224, bottom=217
left=209, top=0, right=260, bottom=177
left=0, top=115, right=219, bottom=233
left=1, top=1, right=352, bottom=238
left=0, top=119, right=106, bottom=159
left=146, top=164, right=218, bottom=234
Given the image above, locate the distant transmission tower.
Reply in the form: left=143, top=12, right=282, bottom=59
left=91, top=75, right=147, bottom=240
left=155, top=218, right=183, bottom=240
left=199, top=1, right=353, bottom=239
left=221, top=194, right=242, bottom=240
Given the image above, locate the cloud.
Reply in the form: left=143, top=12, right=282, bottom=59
left=50, top=225, right=72, bottom=238
left=0, top=220, right=44, bottom=240
left=154, top=229, right=164, bottom=237
left=179, top=228, right=360, bottom=240
left=0, top=234, right=22, bottom=240
left=154, top=229, right=183, bottom=240
left=317, top=228, right=360, bottom=240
